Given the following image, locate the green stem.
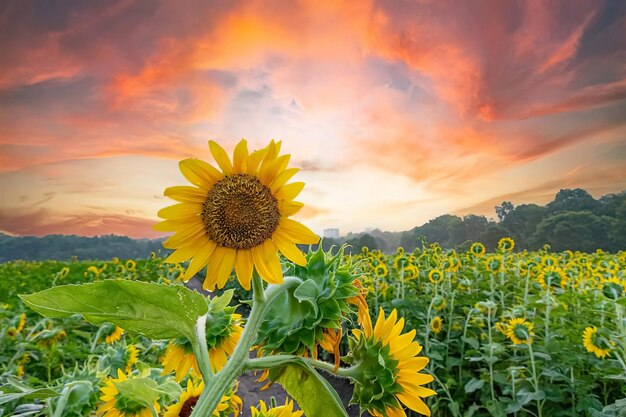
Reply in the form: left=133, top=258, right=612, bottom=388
left=487, top=306, right=496, bottom=404
left=544, top=288, right=551, bottom=347
left=527, top=343, right=543, bottom=417
left=245, top=354, right=360, bottom=379
left=192, top=314, right=213, bottom=383
left=189, top=275, right=294, bottom=417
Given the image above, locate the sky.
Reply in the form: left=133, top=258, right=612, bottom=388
left=1, top=0, right=625, bottom=238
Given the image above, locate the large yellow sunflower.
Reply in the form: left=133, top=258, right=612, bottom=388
left=350, top=308, right=436, bottom=417
left=156, top=140, right=319, bottom=290
left=97, top=369, right=160, bottom=417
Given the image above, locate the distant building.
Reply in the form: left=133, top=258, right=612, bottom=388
left=323, top=228, right=340, bottom=239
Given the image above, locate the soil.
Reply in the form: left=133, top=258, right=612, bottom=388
left=236, top=370, right=367, bottom=417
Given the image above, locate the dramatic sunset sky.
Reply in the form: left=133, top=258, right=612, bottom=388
left=1, top=1, right=625, bottom=238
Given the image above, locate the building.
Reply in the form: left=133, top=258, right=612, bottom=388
left=322, top=228, right=340, bottom=239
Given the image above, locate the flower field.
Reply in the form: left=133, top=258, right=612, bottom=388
left=2, top=242, right=625, bottom=416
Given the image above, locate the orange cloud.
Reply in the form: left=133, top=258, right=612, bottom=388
left=0, top=208, right=162, bottom=238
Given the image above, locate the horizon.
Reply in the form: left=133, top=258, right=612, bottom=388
left=2, top=186, right=623, bottom=240
left=2, top=1, right=626, bottom=239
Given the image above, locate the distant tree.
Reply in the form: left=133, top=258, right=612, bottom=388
left=501, top=204, right=547, bottom=248
left=462, top=215, right=490, bottom=242
left=495, top=201, right=515, bottom=221
left=415, top=215, right=464, bottom=248
left=479, top=224, right=510, bottom=251
left=547, top=189, right=598, bottom=214
left=597, top=192, right=626, bottom=217
left=530, top=211, right=613, bottom=252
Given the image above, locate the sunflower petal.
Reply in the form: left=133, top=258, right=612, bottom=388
left=209, top=140, right=233, bottom=175
left=270, top=167, right=299, bottom=193
left=396, top=392, right=431, bottom=416
left=278, top=200, right=304, bottom=216
left=232, top=139, right=249, bottom=173
left=158, top=203, right=203, bottom=220
left=182, top=241, right=216, bottom=281
left=276, top=218, right=319, bottom=244
left=276, top=182, right=304, bottom=201
left=179, top=159, right=223, bottom=188
left=235, top=250, right=254, bottom=290
left=164, top=186, right=207, bottom=203
left=272, top=232, right=307, bottom=266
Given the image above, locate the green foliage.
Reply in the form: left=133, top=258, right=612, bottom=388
left=20, top=280, right=208, bottom=342
left=256, top=246, right=359, bottom=354
left=268, top=360, right=349, bottom=417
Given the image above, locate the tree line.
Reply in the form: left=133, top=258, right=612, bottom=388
left=1, top=188, right=624, bottom=261
left=318, top=188, right=626, bottom=254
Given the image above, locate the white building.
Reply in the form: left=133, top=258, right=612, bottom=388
left=323, top=228, right=340, bottom=239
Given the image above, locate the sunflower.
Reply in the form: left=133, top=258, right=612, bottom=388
left=156, top=140, right=319, bottom=290
left=59, top=266, right=70, bottom=278
left=164, top=380, right=241, bottom=417
left=485, top=256, right=504, bottom=273
left=251, top=399, right=303, bottom=417
left=505, top=318, right=534, bottom=345
left=97, top=369, right=160, bottom=417
left=160, top=341, right=200, bottom=382
left=494, top=322, right=508, bottom=335
left=125, top=345, right=139, bottom=372
left=432, top=296, right=446, bottom=311
left=538, top=268, right=566, bottom=289
left=374, top=263, right=388, bottom=278
left=498, top=237, right=515, bottom=252
left=582, top=326, right=612, bottom=359
left=347, top=308, right=436, bottom=417
left=161, top=312, right=243, bottom=380
left=428, top=269, right=443, bottom=284
left=125, top=259, right=137, bottom=271
left=404, top=265, right=419, bottom=281
left=104, top=326, right=124, bottom=344
left=470, top=242, right=485, bottom=257
left=16, top=313, right=26, bottom=333
left=430, top=317, right=443, bottom=335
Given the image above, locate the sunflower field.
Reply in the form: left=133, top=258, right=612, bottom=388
left=1, top=243, right=625, bottom=417
left=1, top=140, right=625, bottom=417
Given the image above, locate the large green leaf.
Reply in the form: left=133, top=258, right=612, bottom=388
left=20, top=280, right=208, bottom=341
left=271, top=360, right=349, bottom=417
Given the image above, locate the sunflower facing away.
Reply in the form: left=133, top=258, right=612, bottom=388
left=347, top=308, right=436, bottom=417
left=505, top=318, right=534, bottom=345
left=104, top=325, right=124, bottom=344
left=582, top=326, right=612, bottom=359
left=97, top=369, right=160, bottom=417
left=156, top=139, right=319, bottom=290
left=161, top=310, right=243, bottom=380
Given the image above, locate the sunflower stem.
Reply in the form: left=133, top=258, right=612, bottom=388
left=245, top=355, right=344, bottom=376
left=189, top=275, right=292, bottom=417
left=193, top=313, right=213, bottom=382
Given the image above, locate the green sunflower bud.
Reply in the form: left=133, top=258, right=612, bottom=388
left=255, top=245, right=360, bottom=355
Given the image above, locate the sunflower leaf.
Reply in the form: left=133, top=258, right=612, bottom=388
left=270, top=360, right=349, bottom=417
left=20, top=280, right=208, bottom=342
